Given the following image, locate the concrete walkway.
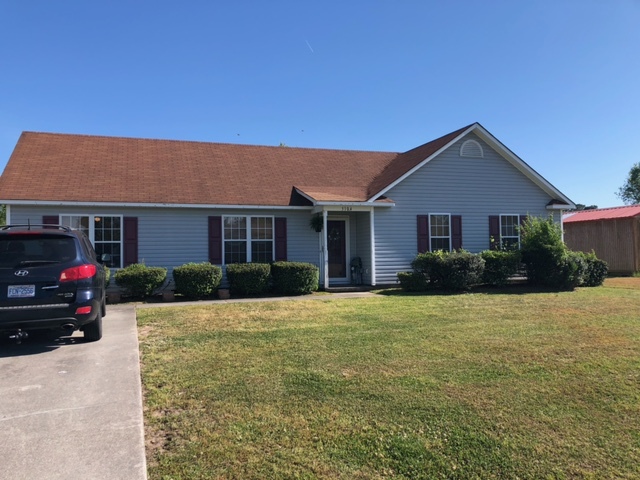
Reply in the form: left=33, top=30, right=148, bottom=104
left=0, top=305, right=147, bottom=480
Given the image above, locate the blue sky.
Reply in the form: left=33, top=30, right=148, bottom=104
left=1, top=1, right=638, bottom=208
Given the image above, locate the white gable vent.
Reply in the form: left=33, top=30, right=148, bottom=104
left=460, top=139, right=484, bottom=158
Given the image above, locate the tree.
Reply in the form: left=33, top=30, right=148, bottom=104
left=0, top=205, right=5, bottom=225
left=617, top=163, right=640, bottom=205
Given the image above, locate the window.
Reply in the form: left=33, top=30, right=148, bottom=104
left=224, top=216, right=273, bottom=264
left=430, top=214, right=451, bottom=251
left=500, top=215, right=521, bottom=249
left=60, top=215, right=123, bottom=267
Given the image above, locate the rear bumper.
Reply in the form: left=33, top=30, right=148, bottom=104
left=0, top=297, right=101, bottom=332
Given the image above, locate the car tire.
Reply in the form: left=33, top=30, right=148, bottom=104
left=84, top=316, right=103, bottom=342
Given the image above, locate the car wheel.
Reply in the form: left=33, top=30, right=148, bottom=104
left=84, top=316, right=103, bottom=342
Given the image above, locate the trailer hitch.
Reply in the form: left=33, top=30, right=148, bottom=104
left=8, top=330, right=29, bottom=344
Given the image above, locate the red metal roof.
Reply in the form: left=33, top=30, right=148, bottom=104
left=563, top=205, right=640, bottom=223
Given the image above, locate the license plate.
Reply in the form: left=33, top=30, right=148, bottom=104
left=8, top=285, right=36, bottom=298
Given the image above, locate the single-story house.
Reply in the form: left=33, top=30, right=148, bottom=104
left=563, top=205, right=640, bottom=275
left=0, top=123, right=575, bottom=287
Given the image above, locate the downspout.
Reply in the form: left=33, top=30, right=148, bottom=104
left=370, top=208, right=376, bottom=286
left=323, top=209, right=329, bottom=288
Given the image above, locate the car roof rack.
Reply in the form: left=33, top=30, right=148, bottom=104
left=0, top=224, right=73, bottom=233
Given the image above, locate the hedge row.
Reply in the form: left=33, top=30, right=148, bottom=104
left=114, top=261, right=319, bottom=298
left=226, top=261, right=319, bottom=296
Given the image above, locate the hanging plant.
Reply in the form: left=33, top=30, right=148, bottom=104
left=309, top=213, right=323, bottom=232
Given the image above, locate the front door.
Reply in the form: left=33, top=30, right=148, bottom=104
left=327, top=220, right=347, bottom=279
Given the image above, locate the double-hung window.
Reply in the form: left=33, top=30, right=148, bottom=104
left=223, top=216, right=274, bottom=264
left=500, top=215, right=521, bottom=250
left=430, top=214, right=451, bottom=252
left=60, top=215, right=123, bottom=267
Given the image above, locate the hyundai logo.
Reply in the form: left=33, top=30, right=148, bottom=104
left=14, top=270, right=29, bottom=277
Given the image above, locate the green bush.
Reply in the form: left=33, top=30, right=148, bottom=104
left=480, top=250, right=522, bottom=287
left=397, top=271, right=429, bottom=292
left=578, top=252, right=608, bottom=287
left=173, top=262, right=223, bottom=298
left=409, top=250, right=484, bottom=291
left=114, top=263, right=167, bottom=297
left=104, top=266, right=111, bottom=288
left=551, top=251, right=588, bottom=290
left=271, top=261, right=319, bottom=295
left=226, top=263, right=271, bottom=296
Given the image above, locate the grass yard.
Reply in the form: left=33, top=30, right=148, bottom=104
left=138, top=279, right=640, bottom=479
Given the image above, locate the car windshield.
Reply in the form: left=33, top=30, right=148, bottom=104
left=0, top=234, right=77, bottom=268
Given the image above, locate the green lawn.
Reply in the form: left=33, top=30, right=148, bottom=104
left=138, top=279, right=640, bottom=479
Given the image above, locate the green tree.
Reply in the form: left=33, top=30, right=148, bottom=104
left=0, top=205, right=5, bottom=225
left=616, top=163, right=640, bottom=205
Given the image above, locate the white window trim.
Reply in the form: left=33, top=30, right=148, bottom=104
left=58, top=214, right=124, bottom=267
left=499, top=214, right=521, bottom=249
left=429, top=213, right=452, bottom=252
left=222, top=215, right=275, bottom=264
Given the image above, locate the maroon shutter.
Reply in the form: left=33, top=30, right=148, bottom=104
left=274, top=217, right=287, bottom=261
left=123, top=217, right=138, bottom=266
left=417, top=215, right=430, bottom=253
left=451, top=215, right=462, bottom=250
left=208, top=216, right=223, bottom=264
left=489, top=216, right=500, bottom=250
left=43, top=215, right=58, bottom=229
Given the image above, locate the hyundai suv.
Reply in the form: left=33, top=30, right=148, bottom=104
left=0, top=224, right=108, bottom=343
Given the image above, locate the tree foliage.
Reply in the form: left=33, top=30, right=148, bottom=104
left=617, top=163, right=640, bottom=205
left=0, top=205, right=5, bottom=225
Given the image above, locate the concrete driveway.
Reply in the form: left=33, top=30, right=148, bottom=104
left=0, top=305, right=146, bottom=480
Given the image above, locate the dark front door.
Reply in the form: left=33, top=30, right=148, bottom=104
left=327, top=220, right=346, bottom=278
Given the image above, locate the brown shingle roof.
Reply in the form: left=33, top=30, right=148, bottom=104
left=0, top=126, right=475, bottom=206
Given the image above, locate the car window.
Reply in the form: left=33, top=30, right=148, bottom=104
left=0, top=235, right=78, bottom=268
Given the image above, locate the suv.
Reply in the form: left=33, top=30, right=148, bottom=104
left=0, top=224, right=108, bottom=343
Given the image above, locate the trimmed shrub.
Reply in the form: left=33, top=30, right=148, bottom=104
left=397, top=271, right=429, bottom=292
left=550, top=251, right=588, bottom=290
left=226, top=263, right=271, bottom=296
left=104, top=266, right=111, bottom=288
left=410, top=250, right=484, bottom=291
left=173, top=262, right=223, bottom=298
left=480, top=250, right=522, bottom=287
left=114, top=263, right=167, bottom=297
left=271, top=261, right=319, bottom=295
left=579, top=252, right=608, bottom=287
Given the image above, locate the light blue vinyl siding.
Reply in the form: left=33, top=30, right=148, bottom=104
left=8, top=206, right=321, bottom=274
left=373, top=133, right=561, bottom=285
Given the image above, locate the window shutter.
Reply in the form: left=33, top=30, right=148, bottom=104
left=417, top=215, right=429, bottom=253
left=488, top=216, right=500, bottom=250
left=123, top=217, right=138, bottom=266
left=451, top=215, right=462, bottom=250
left=275, top=217, right=287, bottom=261
left=208, top=216, right=222, bottom=264
left=43, top=215, right=58, bottom=229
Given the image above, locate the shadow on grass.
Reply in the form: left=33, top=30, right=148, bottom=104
left=375, top=283, right=571, bottom=297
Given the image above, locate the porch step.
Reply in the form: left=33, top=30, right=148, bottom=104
left=324, top=286, right=373, bottom=293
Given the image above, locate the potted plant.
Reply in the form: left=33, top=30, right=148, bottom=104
left=309, top=213, right=323, bottom=232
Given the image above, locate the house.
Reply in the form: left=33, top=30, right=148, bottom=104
left=563, top=205, right=640, bottom=275
left=0, top=123, right=574, bottom=287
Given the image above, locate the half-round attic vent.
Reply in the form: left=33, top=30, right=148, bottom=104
left=460, top=139, right=484, bottom=158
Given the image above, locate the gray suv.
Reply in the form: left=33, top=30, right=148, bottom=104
left=0, top=224, right=108, bottom=343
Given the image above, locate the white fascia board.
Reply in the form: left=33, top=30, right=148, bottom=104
left=546, top=204, right=572, bottom=210
left=471, top=125, right=576, bottom=208
left=314, top=201, right=394, bottom=208
left=366, top=124, right=478, bottom=202
left=0, top=200, right=310, bottom=210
